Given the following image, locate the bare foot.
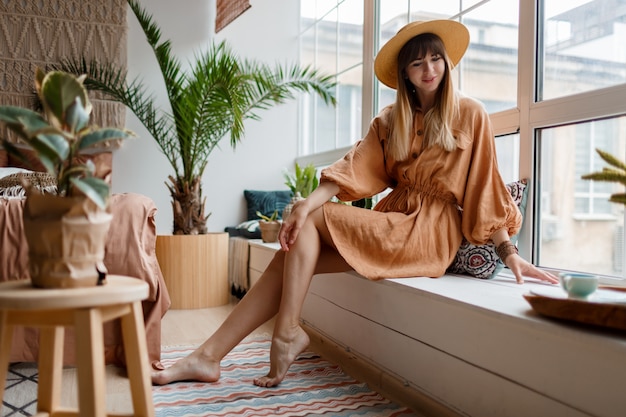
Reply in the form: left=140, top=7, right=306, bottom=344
left=253, top=326, right=310, bottom=387
left=151, top=350, right=221, bottom=385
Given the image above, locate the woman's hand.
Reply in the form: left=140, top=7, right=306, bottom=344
left=505, top=253, right=559, bottom=285
left=278, top=182, right=341, bottom=251
left=491, top=228, right=558, bottom=285
left=278, top=199, right=311, bottom=251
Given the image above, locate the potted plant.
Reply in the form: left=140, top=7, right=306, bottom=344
left=257, top=210, right=281, bottom=243
left=58, top=0, right=335, bottom=307
left=60, top=0, right=336, bottom=235
left=282, top=162, right=318, bottom=220
left=0, top=69, right=132, bottom=288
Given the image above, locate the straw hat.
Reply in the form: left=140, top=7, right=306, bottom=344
left=374, top=20, right=470, bottom=89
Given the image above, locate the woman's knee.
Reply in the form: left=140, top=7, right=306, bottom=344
left=310, top=207, right=334, bottom=247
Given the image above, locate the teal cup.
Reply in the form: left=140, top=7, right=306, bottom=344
left=559, top=273, right=599, bottom=298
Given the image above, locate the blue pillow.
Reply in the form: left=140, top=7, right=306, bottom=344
left=447, top=179, right=529, bottom=279
left=244, top=190, right=292, bottom=221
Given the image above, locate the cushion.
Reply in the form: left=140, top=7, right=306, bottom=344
left=5, top=148, right=113, bottom=183
left=447, top=179, right=529, bottom=279
left=0, top=170, right=57, bottom=199
left=243, top=190, right=291, bottom=221
left=225, top=220, right=262, bottom=239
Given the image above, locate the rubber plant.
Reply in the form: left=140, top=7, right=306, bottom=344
left=0, top=69, right=132, bottom=288
left=0, top=69, right=131, bottom=209
left=581, top=148, right=626, bottom=205
left=59, top=0, right=336, bottom=235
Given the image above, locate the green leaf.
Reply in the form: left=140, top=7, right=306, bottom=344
left=609, top=193, right=626, bottom=205
left=40, top=71, right=91, bottom=126
left=596, top=148, right=626, bottom=172
left=0, top=106, right=44, bottom=125
left=581, top=170, right=626, bottom=186
left=256, top=210, right=278, bottom=222
left=69, top=176, right=110, bottom=210
left=0, top=141, right=33, bottom=169
left=65, top=96, right=91, bottom=132
left=79, top=128, right=133, bottom=151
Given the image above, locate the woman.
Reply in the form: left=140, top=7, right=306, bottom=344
left=152, top=19, right=558, bottom=388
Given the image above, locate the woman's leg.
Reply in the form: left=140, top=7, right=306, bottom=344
left=151, top=250, right=287, bottom=385
left=152, top=211, right=348, bottom=386
left=253, top=206, right=341, bottom=387
left=152, top=208, right=350, bottom=386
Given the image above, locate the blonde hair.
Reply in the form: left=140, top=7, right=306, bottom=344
left=388, top=33, right=459, bottom=161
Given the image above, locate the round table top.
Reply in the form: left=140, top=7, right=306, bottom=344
left=0, top=275, right=149, bottom=310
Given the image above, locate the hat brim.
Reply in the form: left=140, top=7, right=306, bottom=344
left=374, top=20, right=469, bottom=89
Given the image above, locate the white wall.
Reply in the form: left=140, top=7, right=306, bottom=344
left=112, top=0, right=301, bottom=234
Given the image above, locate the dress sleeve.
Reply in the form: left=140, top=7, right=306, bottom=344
left=320, top=112, right=393, bottom=202
left=460, top=102, right=522, bottom=245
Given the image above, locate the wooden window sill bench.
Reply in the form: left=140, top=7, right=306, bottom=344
left=248, top=241, right=626, bottom=417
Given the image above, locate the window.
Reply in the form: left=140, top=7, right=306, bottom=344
left=534, top=0, right=626, bottom=280
left=299, top=0, right=626, bottom=281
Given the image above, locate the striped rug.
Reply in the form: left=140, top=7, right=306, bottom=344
left=154, top=339, right=417, bottom=417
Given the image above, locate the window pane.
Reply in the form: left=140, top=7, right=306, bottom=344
left=316, top=8, right=338, bottom=76
left=495, top=133, right=520, bottom=184
left=338, top=0, right=363, bottom=73
left=537, top=117, right=626, bottom=278
left=300, top=24, right=316, bottom=68
left=303, top=92, right=337, bottom=154
left=409, top=0, right=461, bottom=17
left=538, top=0, right=626, bottom=101
left=461, top=0, right=519, bottom=112
left=337, top=66, right=363, bottom=148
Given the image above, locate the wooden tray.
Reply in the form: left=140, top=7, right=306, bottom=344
left=524, top=287, right=626, bottom=331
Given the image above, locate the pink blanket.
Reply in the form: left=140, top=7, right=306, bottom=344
left=0, top=193, right=170, bottom=366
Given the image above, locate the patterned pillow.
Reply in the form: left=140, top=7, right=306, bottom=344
left=0, top=171, right=57, bottom=199
left=243, top=190, right=292, bottom=221
left=447, top=179, right=529, bottom=279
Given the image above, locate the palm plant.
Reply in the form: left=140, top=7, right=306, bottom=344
left=59, top=0, right=336, bottom=234
left=582, top=148, right=626, bottom=205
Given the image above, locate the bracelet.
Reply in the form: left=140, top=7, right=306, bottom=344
left=496, top=241, right=518, bottom=264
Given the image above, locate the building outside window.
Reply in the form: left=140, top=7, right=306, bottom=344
left=299, top=0, right=626, bottom=281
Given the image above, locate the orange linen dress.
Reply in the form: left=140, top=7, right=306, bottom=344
left=320, top=96, right=522, bottom=280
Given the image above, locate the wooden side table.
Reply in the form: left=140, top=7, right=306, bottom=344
left=0, top=275, right=154, bottom=417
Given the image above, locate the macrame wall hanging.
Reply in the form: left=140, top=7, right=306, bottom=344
left=0, top=0, right=128, bottom=148
left=216, top=0, right=251, bottom=33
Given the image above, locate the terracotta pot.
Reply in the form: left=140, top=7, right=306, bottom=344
left=259, top=221, right=281, bottom=243
left=22, top=192, right=112, bottom=288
